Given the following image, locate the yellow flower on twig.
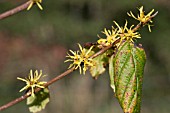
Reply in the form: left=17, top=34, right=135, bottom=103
left=113, top=21, right=128, bottom=43
left=97, top=27, right=118, bottom=47
left=127, top=6, right=155, bottom=32
left=65, top=44, right=94, bottom=74
left=124, top=23, right=141, bottom=42
left=27, top=0, right=43, bottom=10
left=114, top=21, right=141, bottom=42
left=17, top=70, right=46, bottom=96
left=97, top=20, right=141, bottom=47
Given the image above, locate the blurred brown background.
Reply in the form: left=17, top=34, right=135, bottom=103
left=0, top=0, right=170, bottom=113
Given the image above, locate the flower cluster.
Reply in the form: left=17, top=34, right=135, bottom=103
left=114, top=21, right=141, bottom=42
left=127, top=6, right=155, bottom=32
left=17, top=70, right=46, bottom=96
left=97, top=6, right=155, bottom=48
left=65, top=44, right=94, bottom=74
left=27, top=0, right=43, bottom=10
left=97, top=21, right=141, bottom=47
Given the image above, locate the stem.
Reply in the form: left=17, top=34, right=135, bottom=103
left=90, top=45, right=112, bottom=59
left=44, top=67, right=75, bottom=87
left=0, top=1, right=31, bottom=20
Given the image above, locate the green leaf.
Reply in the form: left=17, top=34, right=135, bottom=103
left=109, top=55, right=116, bottom=92
left=109, top=41, right=146, bottom=113
left=90, top=53, right=107, bottom=79
left=27, top=88, right=50, bottom=113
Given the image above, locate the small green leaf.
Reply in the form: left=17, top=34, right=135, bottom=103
left=109, top=55, right=115, bottom=92
left=90, top=53, right=107, bottom=79
left=27, top=88, right=50, bottom=113
left=109, top=41, right=146, bottom=113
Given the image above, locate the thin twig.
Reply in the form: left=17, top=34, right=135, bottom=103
left=90, top=45, right=112, bottom=59
left=0, top=1, right=31, bottom=20
left=0, top=10, right=158, bottom=112
left=44, top=67, right=75, bottom=87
